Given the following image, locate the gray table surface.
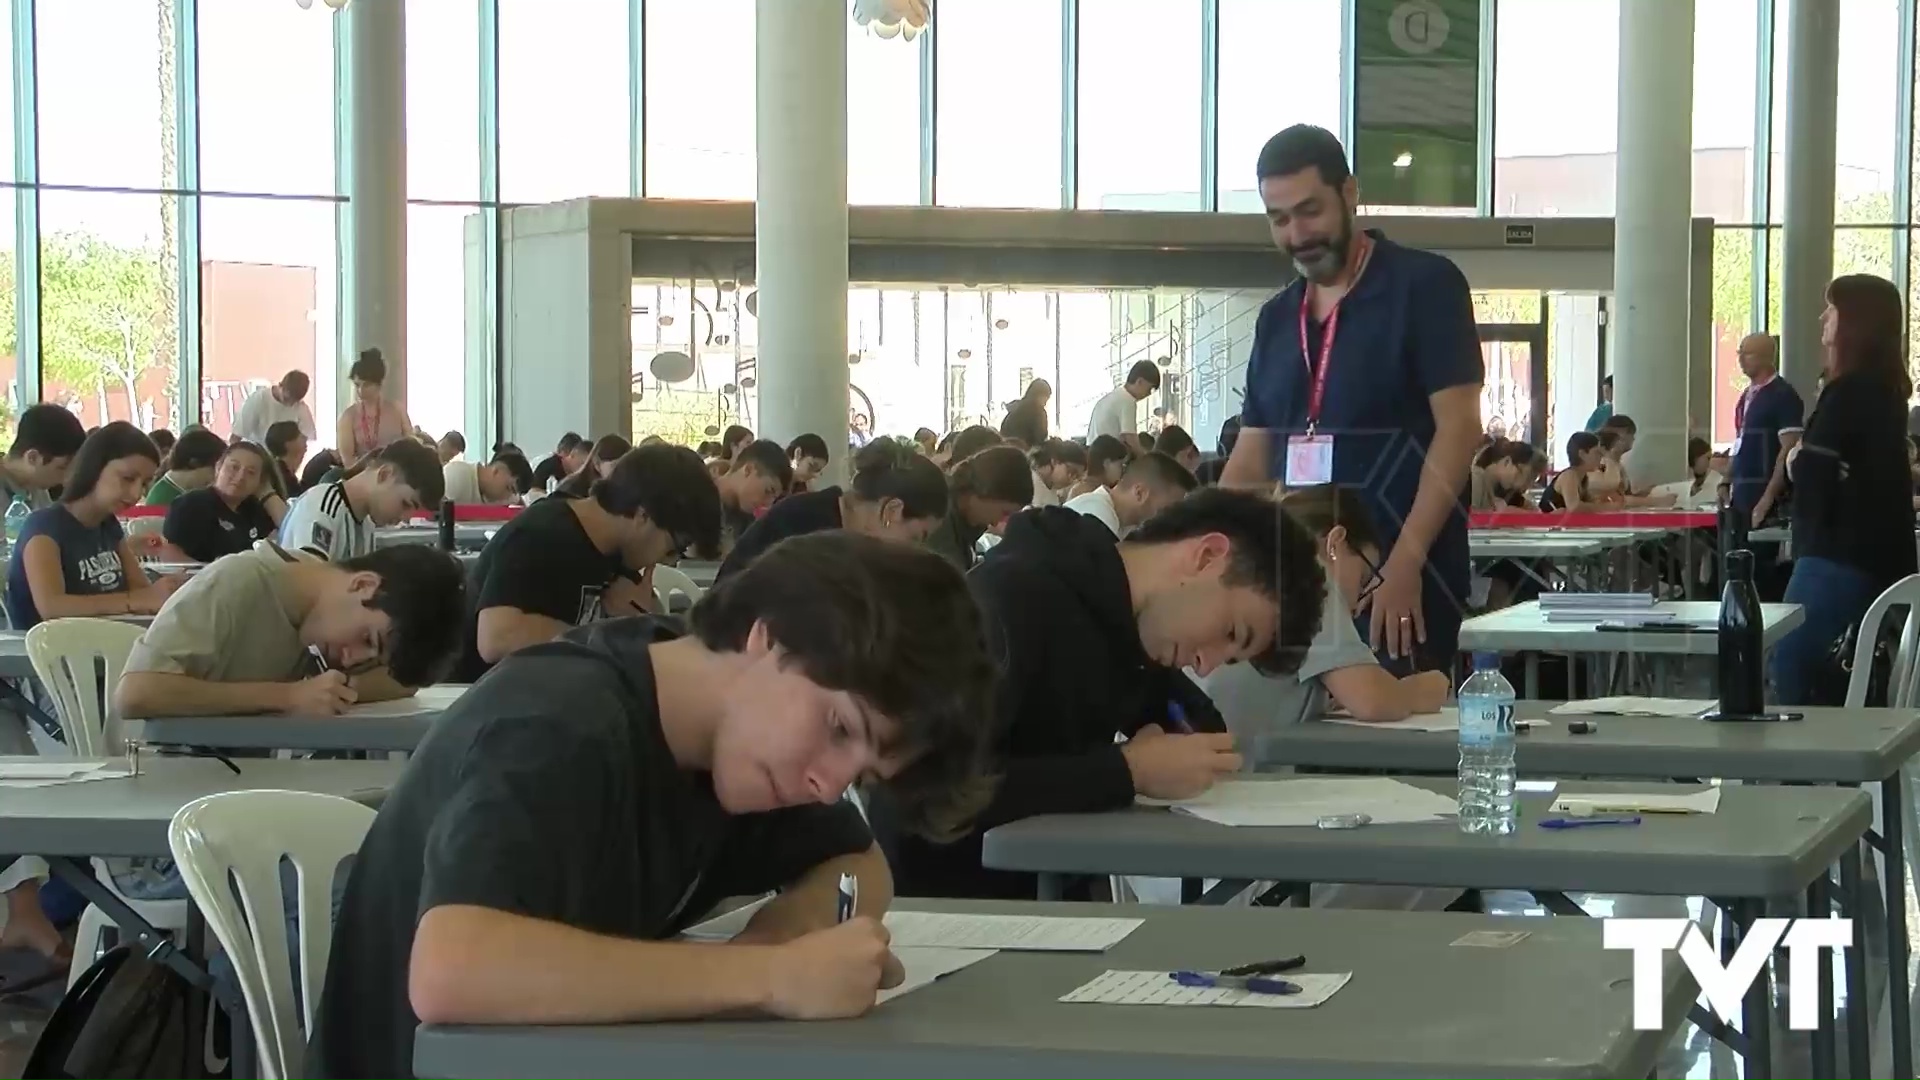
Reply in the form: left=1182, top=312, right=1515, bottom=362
left=1256, top=704, right=1920, bottom=783
left=413, top=899, right=1695, bottom=1080
left=983, top=778, right=1870, bottom=900
left=126, top=711, right=438, bottom=753
left=0, top=756, right=403, bottom=857
left=1458, top=600, right=1804, bottom=656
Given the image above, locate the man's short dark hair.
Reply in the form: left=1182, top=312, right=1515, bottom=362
left=787, top=433, right=830, bottom=462
left=167, top=427, right=228, bottom=472
left=491, top=449, right=534, bottom=494
left=1601, top=374, right=1614, bottom=390
left=264, top=421, right=304, bottom=460
left=280, top=370, right=311, bottom=399
left=1255, top=123, right=1353, bottom=187
left=1600, top=413, right=1637, bottom=435
left=336, top=545, right=468, bottom=686
left=360, top=438, right=445, bottom=507
left=10, top=403, right=85, bottom=461
left=1126, top=360, right=1163, bottom=391
left=441, top=430, right=466, bottom=454
left=1155, top=424, right=1197, bottom=459
left=556, top=432, right=585, bottom=455
left=1122, top=451, right=1198, bottom=494
left=688, top=530, right=994, bottom=840
left=1127, top=488, right=1325, bottom=677
left=947, top=425, right=1003, bottom=464
left=595, top=444, right=724, bottom=558
left=733, top=439, right=796, bottom=489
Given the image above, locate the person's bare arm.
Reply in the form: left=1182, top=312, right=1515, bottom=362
left=20, top=536, right=137, bottom=619
left=1754, top=430, right=1801, bottom=522
left=1394, top=386, right=1481, bottom=564
left=114, top=671, right=291, bottom=718
left=410, top=905, right=780, bottom=1025
left=1218, top=429, right=1276, bottom=490
left=733, top=844, right=893, bottom=945
left=475, top=606, right=571, bottom=663
left=1320, top=666, right=1450, bottom=722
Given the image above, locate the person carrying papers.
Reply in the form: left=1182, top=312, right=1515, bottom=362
left=870, top=489, right=1325, bottom=900
left=310, top=534, right=996, bottom=1079
left=1198, top=485, right=1449, bottom=747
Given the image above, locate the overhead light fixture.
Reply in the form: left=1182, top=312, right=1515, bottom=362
left=293, top=0, right=351, bottom=9
left=852, top=0, right=930, bottom=41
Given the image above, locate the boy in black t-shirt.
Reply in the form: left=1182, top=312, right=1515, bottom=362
left=311, top=532, right=995, bottom=1079
left=452, top=443, right=722, bottom=682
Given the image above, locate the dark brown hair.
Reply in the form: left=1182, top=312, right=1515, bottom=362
left=1827, top=273, right=1911, bottom=398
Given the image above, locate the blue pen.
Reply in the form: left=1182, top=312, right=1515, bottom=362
left=836, top=872, right=858, bottom=923
left=1167, top=701, right=1193, bottom=734
left=1170, top=970, right=1302, bottom=995
left=1538, top=815, right=1642, bottom=830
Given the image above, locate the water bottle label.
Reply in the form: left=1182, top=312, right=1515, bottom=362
left=1459, top=700, right=1515, bottom=747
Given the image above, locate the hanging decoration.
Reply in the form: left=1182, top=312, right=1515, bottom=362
left=851, top=0, right=930, bottom=41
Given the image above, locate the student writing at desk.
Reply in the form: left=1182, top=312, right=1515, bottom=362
left=280, top=438, right=445, bottom=563
left=310, top=534, right=996, bottom=1079
left=5, top=423, right=183, bottom=631
left=452, top=443, right=721, bottom=682
left=873, top=489, right=1324, bottom=901
left=114, top=542, right=466, bottom=718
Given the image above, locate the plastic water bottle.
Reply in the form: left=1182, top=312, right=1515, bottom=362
left=1457, top=651, right=1518, bottom=835
left=3, top=494, right=30, bottom=560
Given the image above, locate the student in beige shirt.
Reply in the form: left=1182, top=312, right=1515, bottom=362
left=114, top=541, right=468, bottom=719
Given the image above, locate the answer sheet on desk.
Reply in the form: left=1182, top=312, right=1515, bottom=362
left=1549, top=697, right=1714, bottom=718
left=0, top=757, right=132, bottom=788
left=879, top=948, right=997, bottom=1003
left=1154, top=777, right=1459, bottom=827
left=883, top=911, right=1143, bottom=952
left=1551, top=788, right=1722, bottom=815
left=1061, top=970, right=1353, bottom=1008
left=344, top=684, right=468, bottom=718
left=1319, top=708, right=1458, bottom=733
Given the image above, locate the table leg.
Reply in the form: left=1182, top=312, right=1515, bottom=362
left=1809, top=872, right=1836, bottom=1080
left=1036, top=873, right=1064, bottom=902
left=1734, top=898, right=1775, bottom=1079
left=1842, top=845, right=1873, bottom=1077
left=1884, top=773, right=1914, bottom=1080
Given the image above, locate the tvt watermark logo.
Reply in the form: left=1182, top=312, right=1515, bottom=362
left=1604, top=917, right=1852, bottom=1030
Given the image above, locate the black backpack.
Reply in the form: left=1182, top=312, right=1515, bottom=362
left=22, top=945, right=229, bottom=1079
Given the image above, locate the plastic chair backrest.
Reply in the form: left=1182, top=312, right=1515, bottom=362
left=168, top=791, right=375, bottom=1080
left=1845, top=573, right=1920, bottom=708
left=24, top=618, right=146, bottom=756
left=651, top=564, right=704, bottom=609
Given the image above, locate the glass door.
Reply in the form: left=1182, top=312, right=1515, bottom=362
left=1477, top=323, right=1548, bottom=449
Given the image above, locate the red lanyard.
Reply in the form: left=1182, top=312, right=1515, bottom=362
left=1295, top=234, right=1373, bottom=434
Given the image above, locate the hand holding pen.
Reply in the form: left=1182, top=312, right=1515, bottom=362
left=1122, top=713, right=1241, bottom=800
left=284, top=647, right=357, bottom=716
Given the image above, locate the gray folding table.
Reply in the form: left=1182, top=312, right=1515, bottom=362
left=1254, top=703, right=1920, bottom=1080
left=983, top=779, right=1872, bottom=1079
left=126, top=711, right=438, bottom=754
left=413, top=900, right=1696, bottom=1079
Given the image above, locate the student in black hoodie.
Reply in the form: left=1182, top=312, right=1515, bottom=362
left=878, top=487, right=1326, bottom=900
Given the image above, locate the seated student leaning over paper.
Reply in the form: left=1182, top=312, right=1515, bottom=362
left=451, top=443, right=722, bottom=683
left=279, top=437, right=445, bottom=563
left=114, top=542, right=467, bottom=719
left=307, top=533, right=995, bottom=1080
left=870, top=488, right=1326, bottom=902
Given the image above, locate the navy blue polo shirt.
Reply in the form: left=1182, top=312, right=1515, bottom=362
left=1726, top=376, right=1805, bottom=514
left=1242, top=230, right=1483, bottom=654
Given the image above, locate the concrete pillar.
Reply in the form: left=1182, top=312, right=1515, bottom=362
left=1778, top=0, right=1840, bottom=393
left=755, top=0, right=848, bottom=475
left=1612, top=0, right=1694, bottom=486
left=347, top=0, right=408, bottom=408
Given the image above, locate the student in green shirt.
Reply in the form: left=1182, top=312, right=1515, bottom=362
left=143, top=427, right=225, bottom=506
left=0, top=403, right=85, bottom=511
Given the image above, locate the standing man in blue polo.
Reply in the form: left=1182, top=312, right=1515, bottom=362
left=1221, top=125, right=1483, bottom=670
left=1725, top=332, right=1803, bottom=528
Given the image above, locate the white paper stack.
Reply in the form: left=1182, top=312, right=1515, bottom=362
left=1152, top=777, right=1458, bottom=827
left=1549, top=697, right=1715, bottom=718
left=1538, top=593, right=1667, bottom=624
left=0, top=757, right=133, bottom=788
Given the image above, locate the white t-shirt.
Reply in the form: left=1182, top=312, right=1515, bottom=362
left=442, top=460, right=482, bottom=505
left=1064, top=485, right=1121, bottom=538
left=234, top=386, right=318, bottom=445
left=1087, top=387, right=1139, bottom=440
left=279, top=481, right=371, bottom=562
left=1194, top=585, right=1377, bottom=760
left=1029, top=469, right=1060, bottom=508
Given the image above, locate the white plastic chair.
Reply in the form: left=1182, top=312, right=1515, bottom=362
left=651, top=564, right=704, bottom=611
left=169, top=791, right=374, bottom=1080
left=24, top=617, right=187, bottom=985
left=1843, top=573, right=1920, bottom=896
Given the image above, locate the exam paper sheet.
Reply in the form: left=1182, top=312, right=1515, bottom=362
left=883, top=911, right=1142, bottom=952
left=1061, top=969, right=1353, bottom=1008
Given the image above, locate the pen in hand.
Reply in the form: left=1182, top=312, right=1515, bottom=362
left=1166, top=701, right=1193, bottom=734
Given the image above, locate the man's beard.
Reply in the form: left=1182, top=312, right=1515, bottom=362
left=1286, top=210, right=1355, bottom=284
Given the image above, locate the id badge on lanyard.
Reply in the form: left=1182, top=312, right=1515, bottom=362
left=1285, top=293, right=1340, bottom=488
